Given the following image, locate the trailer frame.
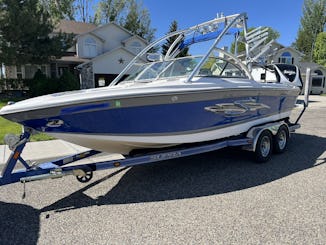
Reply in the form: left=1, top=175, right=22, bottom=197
left=0, top=119, right=302, bottom=187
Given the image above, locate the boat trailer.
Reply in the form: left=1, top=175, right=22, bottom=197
left=0, top=120, right=301, bottom=188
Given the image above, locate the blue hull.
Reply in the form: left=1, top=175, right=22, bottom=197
left=21, top=95, right=297, bottom=136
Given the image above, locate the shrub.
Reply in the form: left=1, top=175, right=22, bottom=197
left=1, top=70, right=80, bottom=98
left=28, top=70, right=80, bottom=97
left=57, top=70, right=80, bottom=92
left=27, top=70, right=53, bottom=97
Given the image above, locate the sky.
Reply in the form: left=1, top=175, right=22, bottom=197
left=140, top=0, right=304, bottom=47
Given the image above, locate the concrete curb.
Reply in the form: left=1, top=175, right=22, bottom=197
left=0, top=140, right=90, bottom=165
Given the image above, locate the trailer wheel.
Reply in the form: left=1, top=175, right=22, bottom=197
left=255, top=130, right=273, bottom=163
left=76, top=170, right=93, bottom=183
left=273, top=125, right=289, bottom=154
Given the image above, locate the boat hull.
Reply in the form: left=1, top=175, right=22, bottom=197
left=1, top=87, right=299, bottom=154
left=47, top=110, right=292, bottom=154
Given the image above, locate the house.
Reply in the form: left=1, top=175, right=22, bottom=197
left=270, top=44, right=325, bottom=94
left=2, top=20, right=148, bottom=89
left=269, top=46, right=303, bottom=65
left=50, top=20, right=97, bottom=79
left=74, top=22, right=148, bottom=88
left=299, top=62, right=326, bottom=94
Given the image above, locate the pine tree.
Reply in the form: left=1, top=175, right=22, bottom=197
left=0, top=0, right=73, bottom=66
left=121, top=0, right=155, bottom=42
left=161, top=20, right=189, bottom=58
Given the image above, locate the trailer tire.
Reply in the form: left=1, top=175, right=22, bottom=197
left=273, top=125, right=289, bottom=154
left=254, top=130, right=273, bottom=163
left=76, top=170, right=93, bottom=183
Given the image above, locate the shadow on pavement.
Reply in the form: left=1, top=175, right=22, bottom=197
left=1, top=133, right=324, bottom=244
left=296, top=99, right=318, bottom=104
left=0, top=201, right=40, bottom=245
left=42, top=133, right=326, bottom=212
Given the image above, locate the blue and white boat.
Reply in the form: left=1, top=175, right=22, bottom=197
left=0, top=13, right=302, bottom=154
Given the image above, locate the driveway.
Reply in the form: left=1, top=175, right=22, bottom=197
left=0, top=95, right=325, bottom=244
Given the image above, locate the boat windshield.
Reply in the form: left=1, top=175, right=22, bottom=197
left=122, top=55, right=247, bottom=82
left=122, top=56, right=203, bottom=82
left=198, top=57, right=247, bottom=78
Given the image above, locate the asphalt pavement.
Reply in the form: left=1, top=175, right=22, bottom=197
left=0, top=95, right=325, bottom=244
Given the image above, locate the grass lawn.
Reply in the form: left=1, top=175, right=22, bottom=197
left=0, top=100, right=54, bottom=145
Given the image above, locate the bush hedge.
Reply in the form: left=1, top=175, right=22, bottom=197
left=0, top=70, right=80, bottom=98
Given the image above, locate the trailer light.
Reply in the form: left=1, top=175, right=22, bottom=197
left=13, top=151, right=20, bottom=160
left=113, top=162, right=121, bottom=167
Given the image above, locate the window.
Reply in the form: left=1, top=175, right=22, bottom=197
left=279, top=52, right=293, bottom=64
left=50, top=63, right=57, bottom=78
left=130, top=41, right=142, bottom=54
left=0, top=64, right=4, bottom=78
left=84, top=37, right=97, bottom=57
left=314, top=69, right=323, bottom=76
left=16, top=66, right=23, bottom=79
left=98, top=77, right=106, bottom=87
left=41, top=65, right=47, bottom=75
left=58, top=67, right=68, bottom=77
left=25, top=65, right=38, bottom=79
left=312, top=77, right=323, bottom=87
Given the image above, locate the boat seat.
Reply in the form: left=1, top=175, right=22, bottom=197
left=199, top=69, right=213, bottom=76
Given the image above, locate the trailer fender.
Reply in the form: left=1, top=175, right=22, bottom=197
left=244, top=121, right=289, bottom=152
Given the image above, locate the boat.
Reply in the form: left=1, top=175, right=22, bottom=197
left=0, top=13, right=302, bottom=155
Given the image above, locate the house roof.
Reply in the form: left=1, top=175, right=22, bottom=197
left=298, top=62, right=326, bottom=74
left=56, top=55, right=90, bottom=64
left=77, top=22, right=149, bottom=45
left=54, top=20, right=97, bottom=35
left=122, top=35, right=148, bottom=45
left=275, top=46, right=305, bottom=57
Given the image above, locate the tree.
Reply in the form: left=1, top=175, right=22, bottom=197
left=93, top=0, right=155, bottom=42
left=38, top=0, right=75, bottom=21
left=293, top=0, right=326, bottom=61
left=94, top=0, right=128, bottom=24
left=230, top=27, right=280, bottom=54
left=74, top=0, right=95, bottom=23
left=313, top=32, right=326, bottom=66
left=0, top=0, right=74, bottom=66
left=161, top=20, right=189, bottom=57
left=120, top=0, right=155, bottom=42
